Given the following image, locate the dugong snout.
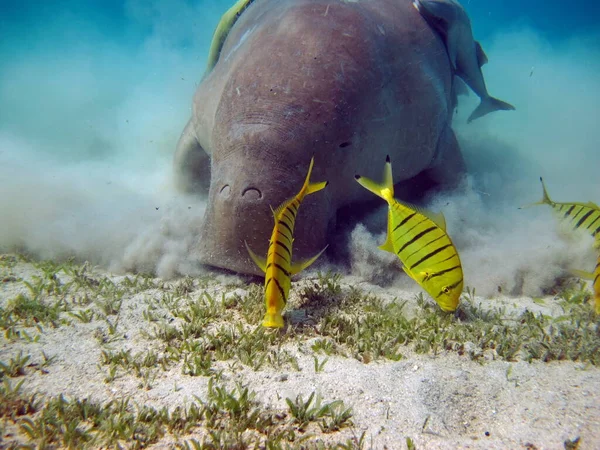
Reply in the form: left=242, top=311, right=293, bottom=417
left=217, top=183, right=263, bottom=201
left=196, top=163, right=332, bottom=275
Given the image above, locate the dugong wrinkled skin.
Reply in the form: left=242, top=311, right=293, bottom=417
left=174, top=0, right=467, bottom=275
left=413, top=0, right=515, bottom=123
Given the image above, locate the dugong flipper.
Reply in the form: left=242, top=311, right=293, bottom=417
left=413, top=0, right=515, bottom=122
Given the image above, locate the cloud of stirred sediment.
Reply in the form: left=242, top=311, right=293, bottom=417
left=1, top=1, right=599, bottom=295
left=350, top=28, right=600, bottom=296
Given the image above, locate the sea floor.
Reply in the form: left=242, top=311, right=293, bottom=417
left=0, top=253, right=598, bottom=449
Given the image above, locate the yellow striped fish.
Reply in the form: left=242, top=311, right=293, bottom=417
left=526, top=177, right=600, bottom=248
left=355, top=155, right=463, bottom=312
left=570, top=254, right=600, bottom=314
left=245, top=157, right=328, bottom=328
left=206, top=0, right=255, bottom=73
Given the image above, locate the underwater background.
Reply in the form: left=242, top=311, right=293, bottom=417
left=1, top=0, right=599, bottom=296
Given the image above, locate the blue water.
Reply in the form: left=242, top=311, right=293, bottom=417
left=3, top=0, right=598, bottom=47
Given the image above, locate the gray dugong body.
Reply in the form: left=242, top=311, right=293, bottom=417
left=175, top=0, right=466, bottom=275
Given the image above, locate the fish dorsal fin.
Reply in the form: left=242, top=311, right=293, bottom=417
left=569, top=268, right=593, bottom=280
left=475, top=41, right=488, bottom=66
left=587, top=201, right=600, bottom=209
left=290, top=245, right=328, bottom=276
left=206, top=0, right=255, bottom=72
left=270, top=198, right=293, bottom=222
left=395, top=198, right=447, bottom=231
left=244, top=241, right=267, bottom=273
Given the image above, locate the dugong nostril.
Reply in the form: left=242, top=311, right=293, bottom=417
left=219, top=184, right=231, bottom=196
left=242, top=187, right=262, bottom=200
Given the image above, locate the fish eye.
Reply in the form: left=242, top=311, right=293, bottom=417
left=442, top=286, right=450, bottom=294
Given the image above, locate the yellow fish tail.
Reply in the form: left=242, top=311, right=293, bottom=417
left=354, top=155, right=395, bottom=201
left=522, top=177, right=554, bottom=208
left=537, top=177, right=554, bottom=205
left=300, top=156, right=328, bottom=197
left=262, top=311, right=285, bottom=328
left=306, top=181, right=328, bottom=195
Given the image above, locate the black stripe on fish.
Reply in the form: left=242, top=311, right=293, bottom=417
left=575, top=210, right=594, bottom=229
left=564, top=205, right=575, bottom=218
left=273, top=263, right=290, bottom=278
left=428, top=265, right=461, bottom=279
left=585, top=214, right=600, bottom=231
left=594, top=273, right=599, bottom=285
left=393, top=212, right=417, bottom=232
left=569, top=206, right=585, bottom=222
left=410, top=244, right=453, bottom=270
left=279, top=220, right=294, bottom=236
left=283, top=210, right=295, bottom=223
left=398, top=227, right=436, bottom=254
left=275, top=240, right=291, bottom=257
left=433, top=253, right=459, bottom=266
left=273, top=278, right=287, bottom=303
left=277, top=228, right=293, bottom=245
left=594, top=225, right=600, bottom=237
left=394, top=217, right=429, bottom=243
left=405, top=234, right=445, bottom=260
left=275, top=251, right=287, bottom=261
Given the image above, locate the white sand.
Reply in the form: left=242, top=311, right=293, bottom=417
left=1, top=258, right=598, bottom=449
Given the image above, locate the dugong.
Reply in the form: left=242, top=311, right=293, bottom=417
left=413, top=0, right=515, bottom=123
left=174, top=0, right=469, bottom=275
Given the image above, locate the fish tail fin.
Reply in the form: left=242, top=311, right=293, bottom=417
left=520, top=177, right=554, bottom=209
left=538, top=177, right=553, bottom=205
left=306, top=181, right=329, bottom=195
left=467, top=96, right=515, bottom=123
left=355, top=155, right=395, bottom=200
left=302, top=156, right=328, bottom=196
left=262, top=312, right=285, bottom=328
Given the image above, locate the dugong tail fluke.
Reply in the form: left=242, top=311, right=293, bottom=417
left=468, top=95, right=516, bottom=123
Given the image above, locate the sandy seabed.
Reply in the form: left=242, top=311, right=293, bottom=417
left=0, top=254, right=598, bottom=450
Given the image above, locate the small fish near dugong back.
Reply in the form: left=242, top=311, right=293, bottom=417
left=413, top=0, right=515, bottom=122
left=173, top=0, right=510, bottom=275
